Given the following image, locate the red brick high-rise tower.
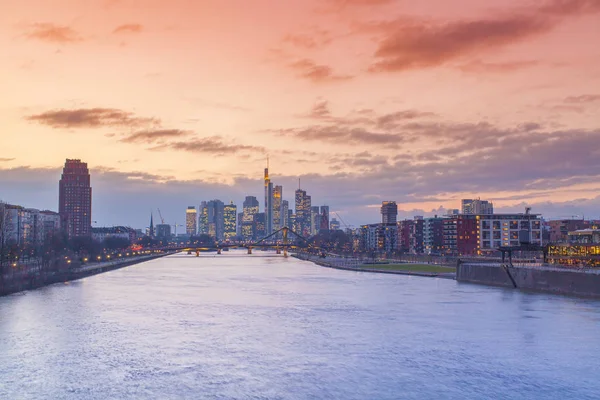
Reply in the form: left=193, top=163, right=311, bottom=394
left=59, top=159, right=92, bottom=238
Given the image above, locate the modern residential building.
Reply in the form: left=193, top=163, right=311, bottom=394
left=359, top=223, right=398, bottom=253
left=2, top=205, right=61, bottom=247
left=548, top=219, right=589, bottom=243
left=423, top=216, right=444, bottom=255
left=461, top=198, right=494, bottom=215
left=242, top=196, right=259, bottom=240
left=398, top=219, right=413, bottom=253
left=381, top=201, right=398, bottom=224
left=185, top=206, right=197, bottom=236
left=59, top=159, right=92, bottom=238
left=320, top=206, right=330, bottom=232
left=224, top=202, right=237, bottom=240
left=409, top=216, right=424, bottom=254
left=443, top=214, right=478, bottom=255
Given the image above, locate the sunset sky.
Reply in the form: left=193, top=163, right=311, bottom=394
left=1, top=0, right=600, bottom=228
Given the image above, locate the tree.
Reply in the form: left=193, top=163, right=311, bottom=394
left=104, top=236, right=131, bottom=251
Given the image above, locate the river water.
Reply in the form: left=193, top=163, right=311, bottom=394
left=1, top=251, right=599, bottom=399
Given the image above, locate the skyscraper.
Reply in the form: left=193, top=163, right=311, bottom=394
left=242, top=196, right=259, bottom=240
left=282, top=200, right=289, bottom=228
left=381, top=201, right=398, bottom=224
left=206, top=200, right=225, bottom=240
left=264, top=160, right=273, bottom=236
left=198, top=201, right=208, bottom=234
left=59, top=159, right=92, bottom=238
left=295, top=188, right=311, bottom=237
left=320, top=206, right=330, bottom=232
left=224, top=201, right=237, bottom=240
left=186, top=206, right=197, bottom=236
left=272, top=185, right=282, bottom=233
left=310, top=206, right=320, bottom=236
left=253, top=212, right=266, bottom=239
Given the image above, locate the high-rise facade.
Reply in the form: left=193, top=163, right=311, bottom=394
left=462, top=198, right=493, bottom=215
left=198, top=201, right=209, bottom=234
left=282, top=200, right=289, bottom=228
left=253, top=212, right=266, bottom=239
left=310, top=206, right=320, bottom=236
left=272, top=185, right=282, bottom=233
left=381, top=201, right=398, bottom=224
left=295, top=189, right=311, bottom=237
left=320, top=206, right=330, bottom=232
left=59, top=159, right=92, bottom=238
left=224, top=202, right=237, bottom=240
left=242, top=196, right=259, bottom=240
left=186, top=206, right=197, bottom=236
left=264, top=162, right=273, bottom=236
left=206, top=200, right=225, bottom=240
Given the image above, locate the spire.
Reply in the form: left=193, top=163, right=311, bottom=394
left=149, top=212, right=154, bottom=237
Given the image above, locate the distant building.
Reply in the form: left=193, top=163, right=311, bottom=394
left=91, top=226, right=135, bottom=243
left=359, top=223, right=397, bottom=253
left=410, top=216, right=424, bottom=254
left=461, top=198, right=493, bottom=215
left=398, top=219, right=412, bottom=253
left=253, top=212, right=266, bottom=239
left=237, top=212, right=244, bottom=237
left=282, top=200, right=289, bottom=228
left=568, top=229, right=600, bottom=244
left=205, top=200, right=225, bottom=240
left=295, top=188, right=311, bottom=237
left=381, top=201, right=398, bottom=224
left=264, top=162, right=273, bottom=235
left=310, top=206, right=320, bottom=236
left=156, top=224, right=171, bottom=239
left=148, top=213, right=155, bottom=237
left=198, top=201, right=209, bottom=235
left=242, top=196, right=259, bottom=240
left=2, top=205, right=60, bottom=247
left=59, top=159, right=92, bottom=238
left=320, top=206, right=330, bottom=232
left=186, top=206, right=197, bottom=236
left=548, top=219, right=589, bottom=243
left=330, top=218, right=341, bottom=231
left=224, top=202, right=237, bottom=240
left=272, top=185, right=282, bottom=233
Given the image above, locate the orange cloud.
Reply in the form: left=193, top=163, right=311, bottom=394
left=26, top=108, right=159, bottom=129
left=289, top=59, right=353, bottom=83
left=113, top=24, right=143, bottom=34
left=25, top=23, right=82, bottom=43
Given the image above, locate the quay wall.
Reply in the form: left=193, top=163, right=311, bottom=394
left=457, top=262, right=600, bottom=298
left=1, top=253, right=169, bottom=297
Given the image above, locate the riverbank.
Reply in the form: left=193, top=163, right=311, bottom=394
left=293, top=253, right=456, bottom=279
left=0, top=252, right=172, bottom=297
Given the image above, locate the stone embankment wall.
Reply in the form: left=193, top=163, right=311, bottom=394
left=457, top=262, right=600, bottom=298
left=1, top=253, right=169, bottom=297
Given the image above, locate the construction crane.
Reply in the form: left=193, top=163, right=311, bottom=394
left=157, top=208, right=165, bottom=224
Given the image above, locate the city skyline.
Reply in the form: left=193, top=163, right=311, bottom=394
left=1, top=0, right=600, bottom=227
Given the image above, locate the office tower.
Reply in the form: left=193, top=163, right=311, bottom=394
left=320, top=206, right=330, bottom=232
left=461, top=198, right=493, bottom=215
left=59, top=159, right=92, bottom=238
left=186, top=206, right=197, bottom=236
left=310, top=206, right=320, bottom=236
left=282, top=200, right=289, bottom=228
left=381, top=201, right=398, bottom=224
left=237, top=212, right=244, bottom=236
left=272, top=185, right=282, bottom=233
left=224, top=202, right=237, bottom=240
left=198, top=201, right=209, bottom=234
left=204, top=200, right=225, bottom=240
left=264, top=160, right=273, bottom=235
left=242, top=196, right=259, bottom=240
left=295, top=188, right=311, bottom=237
left=253, top=212, right=266, bottom=240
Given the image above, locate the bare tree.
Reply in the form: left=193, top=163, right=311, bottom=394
left=0, top=201, right=8, bottom=277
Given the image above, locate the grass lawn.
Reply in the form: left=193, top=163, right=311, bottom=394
left=359, top=263, right=456, bottom=273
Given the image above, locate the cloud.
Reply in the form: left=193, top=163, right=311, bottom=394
left=120, top=129, right=191, bottom=144
left=283, top=30, right=332, bottom=49
left=458, top=60, right=540, bottom=73
left=306, top=100, right=332, bottom=119
left=289, top=59, right=353, bottom=83
left=26, top=108, right=159, bottom=129
left=277, top=125, right=405, bottom=147
left=368, top=0, right=600, bottom=72
left=24, top=23, right=82, bottom=43
left=113, top=24, right=143, bottom=34
left=155, top=136, right=265, bottom=155
left=564, top=94, right=600, bottom=104
left=0, top=158, right=15, bottom=162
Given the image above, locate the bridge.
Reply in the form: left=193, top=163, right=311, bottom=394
left=154, top=226, right=323, bottom=257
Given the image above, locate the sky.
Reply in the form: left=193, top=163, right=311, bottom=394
left=1, top=0, right=600, bottom=229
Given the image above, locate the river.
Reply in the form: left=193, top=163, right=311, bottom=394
left=1, top=251, right=599, bottom=399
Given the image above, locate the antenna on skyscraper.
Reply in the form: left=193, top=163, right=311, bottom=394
left=298, top=178, right=301, bottom=190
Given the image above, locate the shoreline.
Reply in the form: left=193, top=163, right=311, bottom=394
left=0, top=252, right=172, bottom=297
left=293, top=254, right=456, bottom=280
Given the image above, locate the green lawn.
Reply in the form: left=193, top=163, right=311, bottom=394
left=359, top=263, right=456, bottom=273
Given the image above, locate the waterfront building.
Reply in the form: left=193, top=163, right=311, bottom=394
left=443, top=215, right=478, bottom=255
left=59, top=159, right=92, bottom=238
left=2, top=205, right=61, bottom=247
left=185, top=206, right=197, bottom=236
left=359, top=223, right=398, bottom=253
left=224, top=202, right=237, bottom=240
left=548, top=219, right=589, bottom=243
left=381, top=201, right=398, bottom=224
left=272, top=185, right=282, bottom=233
left=461, top=198, right=493, bottom=215
left=91, top=226, right=135, bottom=243
left=398, top=219, right=412, bottom=253
left=330, top=218, right=340, bottom=231
left=242, top=196, right=259, bottom=240
left=423, top=216, right=444, bottom=255
left=320, top=206, right=330, bottom=232
left=410, top=216, right=424, bottom=254
left=568, top=229, right=600, bottom=244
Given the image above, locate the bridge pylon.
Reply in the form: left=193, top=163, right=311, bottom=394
left=248, top=246, right=252, bottom=254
